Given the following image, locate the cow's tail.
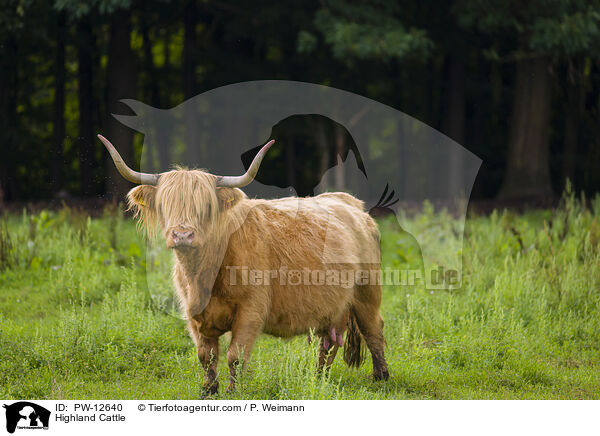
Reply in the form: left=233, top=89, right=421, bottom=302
left=343, top=311, right=365, bottom=368
left=368, top=183, right=399, bottom=218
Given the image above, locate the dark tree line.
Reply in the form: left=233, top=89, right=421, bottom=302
left=1, top=0, right=600, bottom=203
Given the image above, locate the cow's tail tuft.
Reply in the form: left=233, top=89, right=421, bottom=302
left=368, top=183, right=399, bottom=218
left=343, top=311, right=365, bottom=368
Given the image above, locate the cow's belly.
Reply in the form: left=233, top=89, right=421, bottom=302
left=263, top=284, right=353, bottom=338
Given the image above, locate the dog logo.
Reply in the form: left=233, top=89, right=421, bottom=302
left=3, top=402, right=50, bottom=433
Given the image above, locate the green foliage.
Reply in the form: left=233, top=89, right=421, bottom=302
left=1, top=198, right=599, bottom=399
left=54, top=0, right=133, bottom=18
left=530, top=6, right=600, bottom=55
left=454, top=0, right=600, bottom=57
left=0, top=0, right=31, bottom=40
left=3, top=0, right=600, bottom=202
left=300, top=0, right=433, bottom=63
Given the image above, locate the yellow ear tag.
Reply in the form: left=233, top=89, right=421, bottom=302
left=138, top=198, right=146, bottom=207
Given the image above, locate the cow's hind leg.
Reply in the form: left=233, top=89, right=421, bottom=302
left=353, top=286, right=389, bottom=381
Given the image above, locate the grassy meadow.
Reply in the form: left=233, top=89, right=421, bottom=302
left=1, top=191, right=599, bottom=400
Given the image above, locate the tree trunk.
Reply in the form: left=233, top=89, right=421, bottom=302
left=562, top=64, right=585, bottom=190
left=285, top=139, right=296, bottom=192
left=183, top=0, right=199, bottom=165
left=442, top=56, right=465, bottom=144
left=141, top=12, right=160, bottom=110
left=183, top=0, right=197, bottom=99
left=441, top=56, right=466, bottom=198
left=105, top=9, right=137, bottom=200
left=499, top=56, right=553, bottom=201
left=52, top=12, right=66, bottom=195
left=141, top=9, right=166, bottom=171
left=0, top=36, right=19, bottom=202
left=77, top=16, right=97, bottom=196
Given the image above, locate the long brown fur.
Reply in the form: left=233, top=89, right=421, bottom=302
left=343, top=312, right=364, bottom=368
left=127, top=169, right=389, bottom=394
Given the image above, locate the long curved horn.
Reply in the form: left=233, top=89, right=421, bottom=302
left=98, top=134, right=160, bottom=185
left=216, top=140, right=275, bottom=188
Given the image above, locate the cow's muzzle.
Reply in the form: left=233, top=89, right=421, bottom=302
left=167, top=228, right=196, bottom=248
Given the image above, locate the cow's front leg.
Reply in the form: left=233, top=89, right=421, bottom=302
left=194, top=330, right=220, bottom=396
left=226, top=312, right=262, bottom=392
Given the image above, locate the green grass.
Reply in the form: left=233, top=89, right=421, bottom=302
left=1, top=191, right=599, bottom=400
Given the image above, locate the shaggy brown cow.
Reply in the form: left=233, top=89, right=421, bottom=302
left=99, top=134, right=389, bottom=394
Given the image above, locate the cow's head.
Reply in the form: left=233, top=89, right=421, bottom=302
left=99, top=134, right=274, bottom=250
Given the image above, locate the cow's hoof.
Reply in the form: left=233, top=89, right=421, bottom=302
left=373, top=369, right=390, bottom=381
left=201, top=381, right=219, bottom=398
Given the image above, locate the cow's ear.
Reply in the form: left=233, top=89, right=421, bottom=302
left=127, top=185, right=158, bottom=237
left=216, top=187, right=243, bottom=211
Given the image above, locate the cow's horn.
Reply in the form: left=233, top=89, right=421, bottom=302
left=216, top=140, right=275, bottom=188
left=98, top=134, right=160, bottom=185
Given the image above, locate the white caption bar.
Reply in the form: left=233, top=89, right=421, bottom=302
left=0, top=400, right=596, bottom=436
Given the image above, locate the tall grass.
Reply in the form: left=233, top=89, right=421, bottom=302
left=0, top=190, right=599, bottom=399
